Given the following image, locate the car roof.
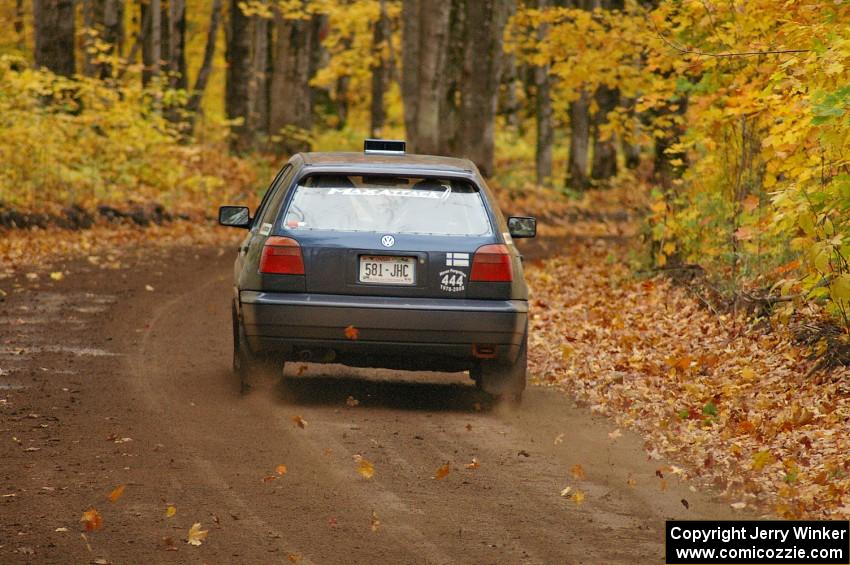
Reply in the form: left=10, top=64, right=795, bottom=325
left=297, top=152, right=477, bottom=174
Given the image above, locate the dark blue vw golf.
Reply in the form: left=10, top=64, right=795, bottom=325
left=219, top=140, right=536, bottom=400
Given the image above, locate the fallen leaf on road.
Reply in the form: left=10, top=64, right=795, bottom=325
left=554, top=433, right=564, bottom=445
left=344, top=325, right=359, bottom=340
left=328, top=516, right=338, bottom=528
left=108, top=484, right=125, bottom=502
left=731, top=502, right=747, bottom=510
left=262, top=476, right=277, bottom=483
left=186, top=523, right=208, bottom=546
left=608, top=429, right=622, bottom=440
left=55, top=527, right=68, bottom=532
left=570, top=464, right=586, bottom=480
left=433, top=462, right=451, bottom=480
left=465, top=423, right=472, bottom=431
left=288, top=554, right=301, bottom=562
left=560, top=486, right=572, bottom=497
left=371, top=510, right=380, bottom=532
left=296, top=364, right=308, bottom=376
left=80, top=509, right=102, bottom=532
left=276, top=464, right=287, bottom=476
left=681, top=499, right=690, bottom=509
left=49, top=271, right=64, bottom=281
left=464, top=458, right=480, bottom=469
left=627, top=476, right=637, bottom=487
left=163, top=537, right=177, bottom=551
left=165, top=506, right=176, bottom=518
left=353, top=455, right=374, bottom=479
left=572, top=491, right=586, bottom=505
left=346, top=396, right=359, bottom=407
left=291, top=415, right=307, bottom=429
left=145, top=284, right=154, bottom=292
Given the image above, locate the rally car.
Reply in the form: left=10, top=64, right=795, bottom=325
left=219, top=139, right=536, bottom=400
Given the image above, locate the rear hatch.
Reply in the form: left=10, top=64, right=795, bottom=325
left=278, top=174, right=497, bottom=299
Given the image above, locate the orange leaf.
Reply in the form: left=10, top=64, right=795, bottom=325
left=433, top=462, right=451, bottom=480
left=344, top=325, right=359, bottom=340
left=371, top=510, right=380, bottom=532
left=464, top=458, right=480, bottom=469
left=292, top=415, right=307, bottom=429
left=276, top=464, right=288, bottom=476
left=570, top=464, right=586, bottom=481
left=108, top=484, right=126, bottom=502
left=80, top=509, right=102, bottom=531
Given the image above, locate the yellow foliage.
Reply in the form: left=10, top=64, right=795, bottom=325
left=508, top=0, right=850, bottom=328
left=0, top=56, right=259, bottom=216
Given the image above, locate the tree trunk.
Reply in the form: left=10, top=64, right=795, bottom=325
left=226, top=0, right=253, bottom=152
left=268, top=9, right=316, bottom=154
left=400, top=0, right=421, bottom=146
left=621, top=95, right=641, bottom=169
left=654, top=96, right=688, bottom=192
left=336, top=75, right=350, bottom=130
left=590, top=83, right=618, bottom=181
left=533, top=0, right=552, bottom=186
left=34, top=0, right=76, bottom=77
left=141, top=0, right=162, bottom=85
left=567, top=90, right=591, bottom=190
left=501, top=53, right=521, bottom=131
left=187, top=0, right=223, bottom=125
left=14, top=0, right=25, bottom=50
left=168, top=0, right=187, bottom=90
left=248, top=14, right=270, bottom=140
left=439, top=0, right=466, bottom=155
left=413, top=0, right=451, bottom=155
left=459, top=0, right=509, bottom=176
left=82, top=0, right=124, bottom=78
left=369, top=0, right=390, bottom=137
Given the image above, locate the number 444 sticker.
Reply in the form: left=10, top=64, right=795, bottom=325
left=439, top=268, right=466, bottom=293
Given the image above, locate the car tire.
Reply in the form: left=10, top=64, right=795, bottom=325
left=475, top=330, right=527, bottom=403
left=232, top=302, right=280, bottom=393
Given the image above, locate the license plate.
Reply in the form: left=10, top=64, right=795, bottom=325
left=359, top=255, right=416, bottom=285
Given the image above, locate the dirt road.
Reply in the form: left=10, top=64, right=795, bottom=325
left=1, top=244, right=736, bottom=564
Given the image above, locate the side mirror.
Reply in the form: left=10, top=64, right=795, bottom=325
left=507, top=216, right=536, bottom=238
left=218, top=206, right=251, bottom=228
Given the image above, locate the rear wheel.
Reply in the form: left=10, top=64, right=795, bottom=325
left=232, top=303, right=280, bottom=393
left=474, top=331, right=527, bottom=403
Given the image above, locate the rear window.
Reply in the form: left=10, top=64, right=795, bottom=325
left=281, top=175, right=492, bottom=236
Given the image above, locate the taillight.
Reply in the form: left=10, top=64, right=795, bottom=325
left=470, top=244, right=513, bottom=282
left=259, top=236, right=304, bottom=275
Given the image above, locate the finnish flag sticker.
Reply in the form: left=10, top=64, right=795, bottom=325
left=446, top=252, right=469, bottom=267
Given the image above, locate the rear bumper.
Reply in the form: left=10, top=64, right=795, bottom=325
left=240, top=291, right=528, bottom=369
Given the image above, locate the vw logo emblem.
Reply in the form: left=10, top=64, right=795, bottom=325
left=381, top=235, right=395, bottom=248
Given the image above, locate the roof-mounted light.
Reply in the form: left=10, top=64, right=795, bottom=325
left=364, top=139, right=406, bottom=155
